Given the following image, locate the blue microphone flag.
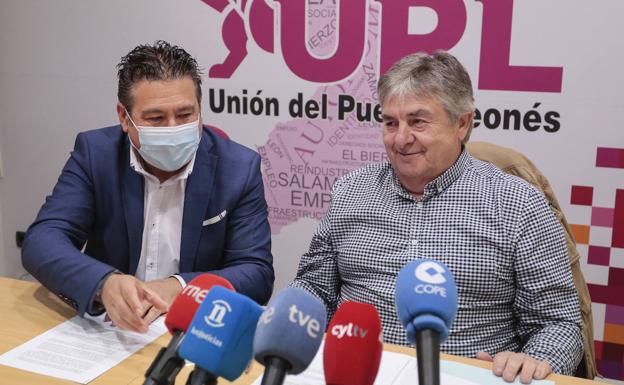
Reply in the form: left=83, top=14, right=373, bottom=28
left=253, top=287, right=326, bottom=374
left=395, top=259, right=458, bottom=343
left=178, top=286, right=263, bottom=381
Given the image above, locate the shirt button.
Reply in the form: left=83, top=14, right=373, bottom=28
left=411, top=239, right=419, bottom=245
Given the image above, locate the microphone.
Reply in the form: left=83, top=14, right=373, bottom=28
left=323, top=301, right=383, bottom=385
left=142, top=274, right=234, bottom=385
left=395, top=259, right=458, bottom=385
left=253, top=287, right=326, bottom=385
left=178, top=285, right=263, bottom=385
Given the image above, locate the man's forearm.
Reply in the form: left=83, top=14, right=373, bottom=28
left=521, top=322, right=583, bottom=375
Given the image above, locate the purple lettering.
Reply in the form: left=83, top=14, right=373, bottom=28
left=274, top=0, right=367, bottom=82
left=375, top=0, right=467, bottom=75
left=477, top=0, right=562, bottom=92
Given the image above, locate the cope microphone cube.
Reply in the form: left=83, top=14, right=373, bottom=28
left=254, top=287, right=326, bottom=374
left=178, top=286, right=263, bottom=381
left=323, top=301, right=383, bottom=385
left=165, top=273, right=235, bottom=335
left=395, top=259, right=458, bottom=343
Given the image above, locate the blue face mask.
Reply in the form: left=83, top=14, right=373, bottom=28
left=125, top=111, right=201, bottom=172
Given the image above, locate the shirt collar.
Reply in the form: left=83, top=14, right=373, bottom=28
left=129, top=143, right=196, bottom=185
left=391, top=146, right=471, bottom=201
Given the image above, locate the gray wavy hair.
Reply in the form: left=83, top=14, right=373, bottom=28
left=377, top=51, right=475, bottom=142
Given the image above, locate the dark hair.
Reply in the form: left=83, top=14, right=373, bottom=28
left=117, top=40, right=203, bottom=111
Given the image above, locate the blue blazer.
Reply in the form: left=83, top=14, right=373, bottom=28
left=22, top=125, right=274, bottom=316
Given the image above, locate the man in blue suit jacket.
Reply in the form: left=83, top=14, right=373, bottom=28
left=22, top=41, right=274, bottom=333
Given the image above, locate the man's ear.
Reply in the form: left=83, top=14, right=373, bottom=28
left=117, top=102, right=130, bottom=133
left=457, top=111, right=473, bottom=142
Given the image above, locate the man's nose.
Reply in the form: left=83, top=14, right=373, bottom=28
left=395, top=123, right=414, bottom=147
left=165, top=116, right=180, bottom=127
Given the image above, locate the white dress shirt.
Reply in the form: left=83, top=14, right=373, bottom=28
left=130, top=146, right=195, bottom=287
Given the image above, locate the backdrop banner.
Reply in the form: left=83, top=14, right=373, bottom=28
left=195, top=0, right=624, bottom=380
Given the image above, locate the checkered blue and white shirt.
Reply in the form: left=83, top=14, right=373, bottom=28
left=291, top=149, right=583, bottom=375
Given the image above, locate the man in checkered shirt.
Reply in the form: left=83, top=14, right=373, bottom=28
left=291, top=51, right=583, bottom=383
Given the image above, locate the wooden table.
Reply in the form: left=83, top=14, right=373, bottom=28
left=0, top=277, right=602, bottom=384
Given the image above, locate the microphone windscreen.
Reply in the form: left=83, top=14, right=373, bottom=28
left=253, top=287, right=326, bottom=374
left=178, top=286, right=263, bottom=381
left=165, top=274, right=235, bottom=335
left=323, top=301, right=382, bottom=385
left=395, top=259, right=458, bottom=343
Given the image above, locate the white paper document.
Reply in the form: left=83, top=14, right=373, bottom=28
left=250, top=342, right=555, bottom=385
left=0, top=314, right=167, bottom=384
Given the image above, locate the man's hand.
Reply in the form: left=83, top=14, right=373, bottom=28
left=100, top=274, right=167, bottom=333
left=476, top=351, right=552, bottom=384
left=142, top=277, right=183, bottom=325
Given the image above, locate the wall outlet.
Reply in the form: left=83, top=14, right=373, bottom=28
left=16, top=231, right=25, bottom=248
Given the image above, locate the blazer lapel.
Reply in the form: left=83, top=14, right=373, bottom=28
left=180, top=130, right=218, bottom=272
left=120, top=136, right=145, bottom=275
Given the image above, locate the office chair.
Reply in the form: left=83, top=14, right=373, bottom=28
left=466, top=141, right=597, bottom=379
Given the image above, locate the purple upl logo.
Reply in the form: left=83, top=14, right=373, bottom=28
left=199, top=0, right=563, bottom=92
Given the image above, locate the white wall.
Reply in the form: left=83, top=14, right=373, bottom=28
left=0, top=122, right=5, bottom=276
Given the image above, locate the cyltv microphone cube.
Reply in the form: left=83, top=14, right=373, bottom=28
left=323, top=301, right=383, bottom=385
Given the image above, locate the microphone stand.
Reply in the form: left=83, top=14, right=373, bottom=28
left=185, top=367, right=217, bottom=385
left=143, top=330, right=185, bottom=385
left=416, top=329, right=440, bottom=385
left=260, top=356, right=290, bottom=385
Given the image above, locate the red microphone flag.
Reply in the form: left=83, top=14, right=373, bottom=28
left=323, top=301, right=383, bottom=385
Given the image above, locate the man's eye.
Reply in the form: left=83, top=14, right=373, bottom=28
left=146, top=117, right=162, bottom=122
left=384, top=121, right=397, bottom=128
left=409, top=119, right=427, bottom=127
